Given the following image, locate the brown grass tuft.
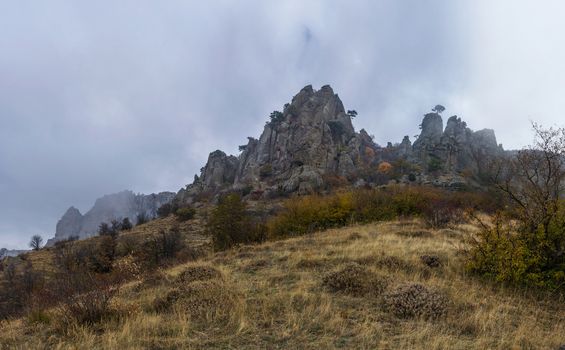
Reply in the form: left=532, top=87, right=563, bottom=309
left=394, top=230, right=433, bottom=238
left=384, top=283, right=449, bottom=319
left=420, top=254, right=442, bottom=268
left=374, top=255, right=415, bottom=272
left=175, top=264, right=222, bottom=284
left=322, top=263, right=388, bottom=297
left=176, top=280, right=240, bottom=318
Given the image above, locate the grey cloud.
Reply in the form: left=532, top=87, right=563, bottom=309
left=1, top=1, right=564, bottom=248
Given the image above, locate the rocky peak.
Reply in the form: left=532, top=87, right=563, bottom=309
left=414, top=113, right=443, bottom=148
left=234, top=84, right=359, bottom=187
left=54, top=206, right=83, bottom=241
left=410, top=109, right=503, bottom=175
left=472, top=129, right=499, bottom=150
left=198, top=150, right=239, bottom=189
left=177, top=85, right=368, bottom=201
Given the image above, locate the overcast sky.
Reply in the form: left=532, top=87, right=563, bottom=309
left=1, top=1, right=564, bottom=249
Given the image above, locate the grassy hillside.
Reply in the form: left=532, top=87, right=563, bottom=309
left=1, top=219, right=563, bottom=349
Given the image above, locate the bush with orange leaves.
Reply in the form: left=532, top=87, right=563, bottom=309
left=377, top=161, right=393, bottom=174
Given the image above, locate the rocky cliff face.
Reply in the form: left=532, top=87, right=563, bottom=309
left=177, top=85, right=374, bottom=203
left=235, top=85, right=363, bottom=193
left=48, top=190, right=175, bottom=245
left=413, top=113, right=503, bottom=174
left=176, top=85, right=505, bottom=204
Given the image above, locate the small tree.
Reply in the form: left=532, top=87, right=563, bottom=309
left=98, top=223, right=111, bottom=236
left=468, top=123, right=565, bottom=289
left=136, top=213, right=149, bottom=226
left=268, top=111, right=284, bottom=126
left=121, top=217, right=133, bottom=231
left=175, top=207, right=196, bottom=222
left=157, top=203, right=174, bottom=218
left=29, top=235, right=43, bottom=251
left=432, top=105, right=446, bottom=114
left=347, top=110, right=358, bottom=119
left=110, top=219, right=122, bottom=234
left=207, top=193, right=264, bottom=251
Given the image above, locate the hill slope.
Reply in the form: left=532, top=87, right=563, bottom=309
left=1, top=220, right=563, bottom=349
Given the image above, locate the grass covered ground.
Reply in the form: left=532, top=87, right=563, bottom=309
left=1, top=219, right=564, bottom=349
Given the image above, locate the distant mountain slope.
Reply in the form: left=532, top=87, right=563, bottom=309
left=47, top=190, right=175, bottom=245
left=0, top=248, right=27, bottom=258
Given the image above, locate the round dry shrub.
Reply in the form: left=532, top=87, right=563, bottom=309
left=420, top=254, right=442, bottom=268
left=375, top=255, right=415, bottom=273
left=176, top=280, right=243, bottom=324
left=176, top=265, right=222, bottom=284
left=295, top=258, right=329, bottom=270
left=384, top=283, right=449, bottom=319
left=152, top=288, right=182, bottom=312
left=347, top=232, right=364, bottom=241
left=322, top=263, right=388, bottom=297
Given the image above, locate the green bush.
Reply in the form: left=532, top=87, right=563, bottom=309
left=175, top=207, right=196, bottom=222
left=467, top=124, right=565, bottom=291
left=157, top=203, right=178, bottom=218
left=467, top=211, right=565, bottom=290
left=138, top=226, right=185, bottom=267
left=207, top=193, right=266, bottom=251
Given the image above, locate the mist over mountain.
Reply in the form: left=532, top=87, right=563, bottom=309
left=47, top=191, right=175, bottom=245
left=2, top=1, right=565, bottom=249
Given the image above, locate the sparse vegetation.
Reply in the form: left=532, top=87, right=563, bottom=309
left=121, top=217, right=133, bottom=231
left=259, top=164, right=273, bottom=178
left=157, top=203, right=175, bottom=218
left=268, top=110, right=284, bottom=126
left=468, top=124, right=565, bottom=290
left=1, top=220, right=564, bottom=349
left=432, top=104, right=446, bottom=114
left=267, top=186, right=493, bottom=238
left=136, top=212, right=149, bottom=225
left=322, top=263, right=388, bottom=296
left=384, top=283, right=449, bottom=319
left=139, top=226, right=185, bottom=267
left=29, top=235, right=43, bottom=251
left=174, top=207, right=196, bottom=222
left=207, top=193, right=266, bottom=251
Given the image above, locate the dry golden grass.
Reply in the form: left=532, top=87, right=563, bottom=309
left=1, top=219, right=565, bottom=349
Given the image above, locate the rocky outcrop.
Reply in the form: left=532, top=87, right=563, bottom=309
left=175, top=85, right=506, bottom=204
left=47, top=190, right=175, bottom=245
left=55, top=206, right=83, bottom=240
left=199, top=150, right=239, bottom=189
left=412, top=113, right=503, bottom=174
left=178, top=85, right=371, bottom=203
left=235, top=85, right=359, bottom=186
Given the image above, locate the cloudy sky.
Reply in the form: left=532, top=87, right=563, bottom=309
left=1, top=1, right=564, bottom=249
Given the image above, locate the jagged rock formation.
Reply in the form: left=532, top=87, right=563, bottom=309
left=176, top=85, right=505, bottom=205
left=178, top=85, right=374, bottom=202
left=413, top=113, right=502, bottom=175
left=47, top=190, right=175, bottom=245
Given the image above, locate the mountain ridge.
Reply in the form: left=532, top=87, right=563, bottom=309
left=175, top=84, right=504, bottom=206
